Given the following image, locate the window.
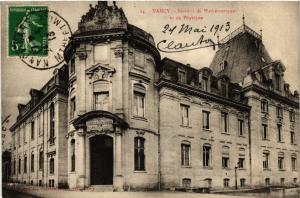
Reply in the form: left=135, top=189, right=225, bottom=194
left=70, top=97, right=76, bottom=119
left=133, top=84, right=146, bottom=118
left=222, top=146, right=230, bottom=169
left=263, top=151, right=269, bottom=169
left=275, top=73, right=281, bottom=91
left=31, top=121, right=35, bottom=140
left=178, top=70, right=186, bottom=83
left=133, top=92, right=145, bottom=117
left=202, top=76, right=208, bottom=91
left=224, top=178, right=230, bottom=188
left=39, top=150, right=43, bottom=171
left=71, top=139, right=75, bottom=172
left=238, top=158, right=245, bottom=169
left=280, top=178, right=285, bottom=185
left=290, top=110, right=295, bottom=122
left=277, top=125, right=282, bottom=142
left=70, top=58, right=75, bottom=74
left=240, top=178, right=246, bottom=187
left=49, top=103, right=55, bottom=144
left=182, top=178, right=191, bottom=188
left=265, top=178, right=270, bottom=185
left=238, top=148, right=246, bottom=169
left=49, top=158, right=54, bottom=174
left=291, top=131, right=295, bottom=144
left=262, top=124, right=268, bottom=140
left=18, top=157, right=21, bottom=174
left=222, top=157, right=229, bottom=169
left=180, top=104, right=189, bottom=126
left=31, top=152, right=34, bottom=172
left=219, top=62, right=225, bottom=71
left=24, top=155, right=27, bottom=173
left=13, top=159, right=16, bottom=175
left=291, top=155, right=297, bottom=171
left=221, top=112, right=228, bottom=133
left=276, top=105, right=283, bottom=118
left=203, top=144, right=211, bottom=167
left=293, top=178, right=298, bottom=184
left=202, top=111, right=210, bottom=129
left=238, top=119, right=244, bottom=136
left=261, top=100, right=268, bottom=113
left=181, top=143, right=190, bottom=166
left=134, top=137, right=145, bottom=171
left=94, top=92, right=109, bottom=111
left=278, top=153, right=284, bottom=170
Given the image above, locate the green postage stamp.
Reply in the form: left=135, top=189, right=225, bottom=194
left=8, top=6, right=48, bottom=56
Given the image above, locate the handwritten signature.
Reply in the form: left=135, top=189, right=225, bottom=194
left=157, top=22, right=230, bottom=53
left=157, top=34, right=217, bottom=53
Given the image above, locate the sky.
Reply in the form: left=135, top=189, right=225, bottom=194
left=1, top=1, right=299, bottom=130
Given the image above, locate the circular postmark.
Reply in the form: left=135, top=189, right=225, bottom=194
left=17, top=10, right=72, bottom=70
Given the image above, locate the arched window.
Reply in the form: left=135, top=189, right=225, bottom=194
left=49, top=157, right=54, bottom=174
left=133, top=84, right=146, bottom=117
left=31, top=152, right=34, bottom=172
left=134, top=137, right=145, bottom=171
left=24, top=155, right=27, bottom=173
left=203, top=143, right=211, bottom=167
left=71, top=139, right=75, bottom=172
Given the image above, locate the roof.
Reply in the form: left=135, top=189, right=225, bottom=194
left=210, top=24, right=273, bottom=83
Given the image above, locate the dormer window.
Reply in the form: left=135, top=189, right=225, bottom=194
left=178, top=69, right=186, bottom=83
left=202, top=76, right=208, bottom=91
left=261, top=100, right=268, bottom=113
left=275, top=73, right=281, bottom=91
left=219, top=61, right=227, bottom=72
left=261, top=57, right=265, bottom=63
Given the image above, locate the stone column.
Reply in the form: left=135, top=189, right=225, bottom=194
left=114, top=127, right=123, bottom=191
left=85, top=136, right=90, bottom=187
left=77, top=52, right=87, bottom=115
left=77, top=129, right=86, bottom=189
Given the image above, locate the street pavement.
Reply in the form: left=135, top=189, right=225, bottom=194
left=2, top=184, right=254, bottom=198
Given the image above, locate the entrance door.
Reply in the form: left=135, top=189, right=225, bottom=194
left=90, top=135, right=113, bottom=185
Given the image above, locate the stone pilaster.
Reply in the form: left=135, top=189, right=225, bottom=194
left=114, top=127, right=123, bottom=191
left=77, top=129, right=86, bottom=189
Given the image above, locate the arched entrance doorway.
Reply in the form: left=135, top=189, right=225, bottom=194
left=90, top=135, right=113, bottom=185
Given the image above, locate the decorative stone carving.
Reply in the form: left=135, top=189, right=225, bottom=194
left=136, top=130, right=145, bottom=137
left=86, top=63, right=115, bottom=82
left=114, top=49, right=123, bottom=58
left=77, top=52, right=88, bottom=60
left=78, top=1, right=128, bottom=33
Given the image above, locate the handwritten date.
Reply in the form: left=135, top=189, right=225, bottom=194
left=162, top=22, right=230, bottom=36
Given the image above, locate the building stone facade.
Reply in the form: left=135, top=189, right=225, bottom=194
left=9, top=1, right=299, bottom=191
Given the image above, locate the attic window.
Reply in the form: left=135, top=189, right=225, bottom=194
left=261, top=57, right=265, bottom=63
left=219, top=61, right=228, bottom=72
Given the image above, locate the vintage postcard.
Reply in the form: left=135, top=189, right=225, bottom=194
left=1, top=1, right=299, bottom=198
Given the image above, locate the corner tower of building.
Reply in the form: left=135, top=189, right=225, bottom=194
left=64, top=1, right=160, bottom=190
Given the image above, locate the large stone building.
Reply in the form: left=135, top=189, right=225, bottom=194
left=9, top=1, right=299, bottom=191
